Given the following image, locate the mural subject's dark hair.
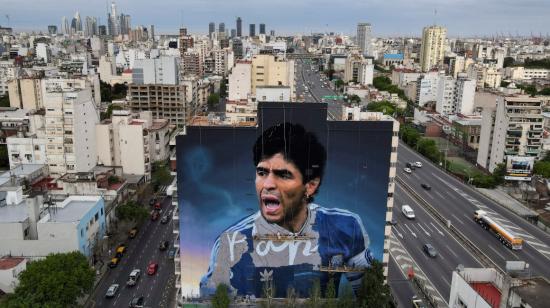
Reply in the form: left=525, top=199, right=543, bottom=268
left=253, top=122, right=326, bottom=185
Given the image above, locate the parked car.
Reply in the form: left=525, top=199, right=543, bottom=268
left=406, top=162, right=416, bottom=170
left=105, top=284, right=119, bottom=298
left=401, top=205, right=415, bottom=219
left=403, top=167, right=412, bottom=174
left=154, top=202, right=162, bottom=210
left=129, top=296, right=144, bottom=308
left=389, top=218, right=398, bottom=225
left=168, top=248, right=177, bottom=259
left=109, top=257, right=120, bottom=268
left=414, top=161, right=423, bottom=168
left=421, top=183, right=431, bottom=190
left=129, top=227, right=138, bottom=239
left=147, top=262, right=158, bottom=275
left=126, top=269, right=141, bottom=286
left=159, top=240, right=170, bottom=251
left=151, top=210, right=159, bottom=221
left=423, top=243, right=438, bottom=258
left=115, top=244, right=126, bottom=258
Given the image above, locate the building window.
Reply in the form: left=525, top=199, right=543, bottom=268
left=95, top=213, right=99, bottom=221
left=101, top=208, right=104, bottom=215
left=81, top=229, right=83, bottom=237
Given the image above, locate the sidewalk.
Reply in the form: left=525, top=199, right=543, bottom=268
left=476, top=186, right=539, bottom=218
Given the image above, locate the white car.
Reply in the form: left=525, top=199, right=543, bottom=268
left=105, top=284, right=119, bottom=298
left=402, top=205, right=415, bottom=219
left=415, top=161, right=422, bottom=168
left=127, top=269, right=141, bottom=286
left=403, top=167, right=412, bottom=174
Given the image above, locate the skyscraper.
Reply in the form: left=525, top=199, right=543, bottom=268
left=48, top=25, right=57, bottom=35
left=219, top=22, right=225, bottom=34
left=249, top=24, right=255, bottom=37
left=209, top=22, right=215, bottom=36
left=74, top=11, right=82, bottom=32
left=231, top=29, right=236, bottom=38
left=420, top=25, right=447, bottom=72
left=85, top=16, right=97, bottom=36
left=62, top=16, right=69, bottom=35
left=236, top=17, right=242, bottom=37
left=356, top=22, right=372, bottom=56
left=108, top=1, right=119, bottom=36
left=259, top=23, right=266, bottom=35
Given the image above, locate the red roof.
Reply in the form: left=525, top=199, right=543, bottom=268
left=471, top=282, right=501, bottom=308
left=0, top=257, right=25, bottom=270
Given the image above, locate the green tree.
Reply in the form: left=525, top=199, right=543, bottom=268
left=334, top=79, right=344, bottom=91
left=100, top=81, right=113, bottom=102
left=400, top=126, right=421, bottom=147
left=0, top=94, right=10, bottom=107
left=101, top=103, right=123, bottom=120
left=534, top=161, right=550, bottom=178
left=366, top=101, right=396, bottom=115
left=212, top=284, right=231, bottom=308
left=325, top=276, right=337, bottom=308
left=5, top=252, right=94, bottom=308
left=207, top=93, right=220, bottom=108
left=111, top=83, right=128, bottom=100
left=338, top=283, right=355, bottom=308
left=347, top=94, right=361, bottom=104
left=152, top=162, right=173, bottom=192
left=492, top=163, right=506, bottom=185
left=356, top=259, right=392, bottom=308
left=306, top=279, right=321, bottom=308
left=219, top=79, right=228, bottom=98
left=417, top=138, right=440, bottom=163
left=116, top=200, right=149, bottom=222
left=538, top=87, right=550, bottom=96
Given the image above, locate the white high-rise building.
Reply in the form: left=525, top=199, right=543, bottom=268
left=228, top=61, right=251, bottom=101
left=436, top=74, right=476, bottom=116
left=133, top=56, right=179, bottom=85
left=416, top=71, right=440, bottom=107
left=356, top=23, right=372, bottom=56
left=42, top=82, right=99, bottom=176
left=419, top=25, right=447, bottom=72
left=477, top=95, right=543, bottom=172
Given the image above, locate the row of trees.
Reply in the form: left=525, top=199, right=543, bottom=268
left=100, top=81, right=128, bottom=102
left=400, top=125, right=505, bottom=188
left=211, top=260, right=393, bottom=308
left=504, top=57, right=550, bottom=70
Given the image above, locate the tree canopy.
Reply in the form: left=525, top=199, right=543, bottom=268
left=356, top=259, right=393, bottom=307
left=366, top=101, right=397, bottom=116
left=4, top=252, right=95, bottom=308
left=116, top=200, right=149, bottom=222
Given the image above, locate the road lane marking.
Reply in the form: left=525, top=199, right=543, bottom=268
left=441, top=276, right=451, bottom=288
left=452, top=214, right=465, bottom=225
left=430, top=222, right=445, bottom=236
left=418, top=224, right=431, bottom=237
left=462, top=213, right=471, bottom=222
left=425, top=193, right=435, bottom=200
left=404, top=224, right=417, bottom=238
left=445, top=190, right=457, bottom=200
left=487, top=244, right=506, bottom=261
left=434, top=191, right=445, bottom=200
left=423, top=222, right=434, bottom=233
left=446, top=245, right=459, bottom=258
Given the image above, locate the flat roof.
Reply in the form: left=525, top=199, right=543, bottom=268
left=0, top=202, right=28, bottom=223
left=40, top=197, right=100, bottom=223
left=0, top=164, right=47, bottom=187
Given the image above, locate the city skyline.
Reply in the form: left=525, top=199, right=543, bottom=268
left=1, top=0, right=549, bottom=37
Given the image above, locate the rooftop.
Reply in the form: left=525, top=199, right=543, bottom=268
left=0, top=202, right=28, bottom=223
left=39, top=196, right=100, bottom=223
left=470, top=282, right=501, bottom=308
left=0, top=257, right=25, bottom=270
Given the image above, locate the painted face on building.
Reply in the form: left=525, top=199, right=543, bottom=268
left=255, top=153, right=319, bottom=232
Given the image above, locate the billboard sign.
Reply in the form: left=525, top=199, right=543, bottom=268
left=176, top=102, right=395, bottom=300
left=505, top=156, right=534, bottom=181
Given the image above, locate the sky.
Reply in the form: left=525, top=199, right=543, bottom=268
left=1, top=0, right=549, bottom=37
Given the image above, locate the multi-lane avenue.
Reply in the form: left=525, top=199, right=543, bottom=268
left=89, top=195, right=175, bottom=308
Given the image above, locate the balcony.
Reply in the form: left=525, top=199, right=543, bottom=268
left=174, top=248, right=180, bottom=263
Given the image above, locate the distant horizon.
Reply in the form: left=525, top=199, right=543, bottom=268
left=1, top=0, right=549, bottom=38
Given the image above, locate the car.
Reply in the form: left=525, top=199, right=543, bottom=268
left=403, top=167, right=412, bottom=174
left=151, top=210, right=159, bottom=221
left=406, top=162, right=416, bottom=170
left=159, top=240, right=170, bottom=251
left=421, top=183, right=432, bottom=190
left=129, top=296, right=144, bottom=308
left=105, top=284, right=119, bottom=298
left=147, top=262, right=158, bottom=275
left=168, top=248, right=177, bottom=259
left=127, top=269, right=141, bottom=286
left=389, top=218, right=398, bottom=225
left=160, top=215, right=170, bottom=224
left=414, top=161, right=423, bottom=168
left=423, top=243, right=438, bottom=258
left=115, top=244, right=126, bottom=258
left=149, top=197, right=157, bottom=206
left=402, top=205, right=415, bottom=219
left=128, top=227, right=138, bottom=239
left=154, top=202, right=162, bottom=210
left=109, top=257, right=120, bottom=268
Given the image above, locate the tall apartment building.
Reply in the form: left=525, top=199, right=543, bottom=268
left=251, top=55, right=295, bottom=98
left=96, top=110, right=170, bottom=180
left=0, top=60, right=19, bottom=96
left=133, top=56, right=179, bottom=85
left=212, top=49, right=234, bottom=77
left=182, top=51, right=203, bottom=77
left=249, top=24, right=255, bottom=37
left=259, top=23, right=266, bottom=35
left=127, top=84, right=187, bottom=127
left=436, top=74, right=476, bottom=115
left=179, top=28, right=194, bottom=55
left=228, top=61, right=252, bottom=101
left=419, top=25, right=447, bottom=72
left=356, top=23, right=372, bottom=56
left=208, top=22, right=215, bottom=36
left=477, top=95, right=543, bottom=172
left=344, top=53, right=374, bottom=85
left=42, top=85, right=99, bottom=176
left=8, top=78, right=43, bottom=110
left=416, top=71, right=440, bottom=107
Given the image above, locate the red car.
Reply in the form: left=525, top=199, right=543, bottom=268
left=151, top=211, right=159, bottom=221
left=154, top=202, right=162, bottom=210
left=147, top=262, right=158, bottom=275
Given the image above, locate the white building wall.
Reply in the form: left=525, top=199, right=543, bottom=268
left=456, top=78, right=476, bottom=115
left=72, top=90, right=99, bottom=173
left=6, top=137, right=47, bottom=169
left=118, top=124, right=146, bottom=176
left=228, top=62, right=251, bottom=101
left=358, top=62, right=374, bottom=86
left=448, top=271, right=492, bottom=308
left=477, top=106, right=496, bottom=170
left=417, top=72, right=439, bottom=106
left=0, top=258, right=27, bottom=293
left=256, top=87, right=291, bottom=102
left=95, top=124, right=113, bottom=166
